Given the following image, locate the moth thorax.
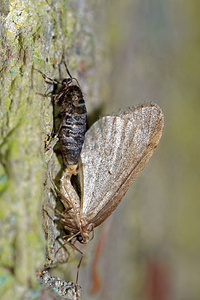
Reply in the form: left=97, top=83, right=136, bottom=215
left=79, top=215, right=88, bottom=228
left=79, top=223, right=94, bottom=244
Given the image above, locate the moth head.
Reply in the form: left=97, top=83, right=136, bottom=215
left=77, top=233, right=89, bottom=244
left=62, top=78, right=73, bottom=86
left=62, top=77, right=79, bottom=87
left=77, top=224, right=94, bottom=244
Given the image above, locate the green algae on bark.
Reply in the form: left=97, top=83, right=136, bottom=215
left=0, top=0, right=101, bottom=299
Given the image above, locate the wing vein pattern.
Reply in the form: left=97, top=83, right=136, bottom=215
left=80, top=104, right=164, bottom=227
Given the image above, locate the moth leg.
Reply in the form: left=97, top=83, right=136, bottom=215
left=44, top=106, right=64, bottom=152
left=44, top=80, right=54, bottom=85
left=33, top=67, right=61, bottom=85
left=54, top=237, right=73, bottom=256
left=47, top=163, right=60, bottom=193
left=43, top=115, right=66, bottom=155
left=36, top=91, right=52, bottom=98
left=62, top=233, right=76, bottom=240
left=44, top=133, right=51, bottom=150
left=75, top=250, right=83, bottom=300
left=44, top=118, right=65, bottom=153
left=44, top=134, right=59, bottom=152
left=44, top=203, right=72, bottom=219
left=55, top=236, right=82, bottom=299
left=76, top=254, right=83, bottom=286
left=62, top=207, right=73, bottom=214
left=42, top=206, right=56, bottom=221
left=47, top=162, right=68, bottom=203
left=51, top=116, right=68, bottom=141
left=47, top=164, right=71, bottom=208
left=55, top=233, right=82, bottom=257
left=63, top=237, right=83, bottom=299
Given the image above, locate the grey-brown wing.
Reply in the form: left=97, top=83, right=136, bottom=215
left=80, top=104, right=164, bottom=227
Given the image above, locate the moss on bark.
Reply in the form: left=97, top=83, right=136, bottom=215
left=0, top=1, right=102, bottom=299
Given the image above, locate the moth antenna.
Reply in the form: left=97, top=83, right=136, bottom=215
left=62, top=60, right=81, bottom=88
left=72, top=77, right=81, bottom=89
left=63, top=60, right=73, bottom=79
left=89, top=228, right=95, bottom=241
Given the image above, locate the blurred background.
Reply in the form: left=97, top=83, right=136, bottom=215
left=80, top=1, right=200, bottom=300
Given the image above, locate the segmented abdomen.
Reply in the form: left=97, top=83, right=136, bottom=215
left=58, top=85, right=87, bottom=166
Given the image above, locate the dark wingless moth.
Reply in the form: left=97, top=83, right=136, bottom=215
left=34, top=64, right=87, bottom=175
left=35, top=66, right=164, bottom=294
left=57, top=103, right=164, bottom=287
left=55, top=76, right=87, bottom=171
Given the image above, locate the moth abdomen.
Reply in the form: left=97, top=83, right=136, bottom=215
left=58, top=85, right=87, bottom=166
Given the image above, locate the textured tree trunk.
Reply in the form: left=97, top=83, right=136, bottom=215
left=0, top=1, right=103, bottom=299
left=3, top=1, right=200, bottom=300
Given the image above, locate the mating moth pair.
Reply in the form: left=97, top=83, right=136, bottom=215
left=36, top=65, right=164, bottom=298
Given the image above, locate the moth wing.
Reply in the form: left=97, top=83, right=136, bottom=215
left=80, top=104, right=164, bottom=227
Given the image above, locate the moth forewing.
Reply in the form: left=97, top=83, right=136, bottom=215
left=91, top=128, right=163, bottom=228
left=79, top=104, right=164, bottom=227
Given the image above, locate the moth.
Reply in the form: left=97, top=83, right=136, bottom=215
left=55, top=76, right=87, bottom=168
left=55, top=103, right=164, bottom=274
left=34, top=64, right=87, bottom=172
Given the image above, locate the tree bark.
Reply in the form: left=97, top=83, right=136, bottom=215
left=0, top=1, right=102, bottom=299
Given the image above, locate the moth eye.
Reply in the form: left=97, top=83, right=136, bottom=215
left=77, top=234, right=83, bottom=242
left=62, top=78, right=72, bottom=85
